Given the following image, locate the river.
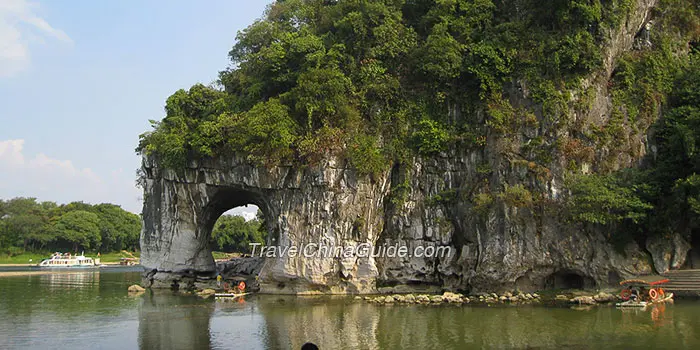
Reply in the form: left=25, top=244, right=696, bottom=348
left=1, top=268, right=700, bottom=349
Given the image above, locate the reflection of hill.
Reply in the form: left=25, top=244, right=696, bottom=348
left=257, top=296, right=380, bottom=349
left=3, top=272, right=700, bottom=349
left=256, top=297, right=700, bottom=349
left=138, top=293, right=213, bottom=350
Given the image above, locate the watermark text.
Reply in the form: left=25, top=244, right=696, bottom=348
left=249, top=242, right=452, bottom=259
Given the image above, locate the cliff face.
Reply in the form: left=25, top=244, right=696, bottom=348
left=139, top=148, right=682, bottom=293
left=139, top=0, right=691, bottom=293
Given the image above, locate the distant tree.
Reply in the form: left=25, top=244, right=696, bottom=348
left=0, top=197, right=142, bottom=254
left=92, top=204, right=141, bottom=252
left=62, top=201, right=95, bottom=213
left=0, top=198, right=53, bottom=251
left=256, top=209, right=269, bottom=243
left=51, top=210, right=101, bottom=252
left=210, top=215, right=266, bottom=253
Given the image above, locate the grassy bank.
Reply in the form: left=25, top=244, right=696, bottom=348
left=0, top=251, right=140, bottom=265
left=0, top=252, right=48, bottom=265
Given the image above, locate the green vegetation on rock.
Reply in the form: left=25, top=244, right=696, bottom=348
left=137, top=0, right=647, bottom=175
left=135, top=0, right=699, bottom=247
left=567, top=51, right=700, bottom=243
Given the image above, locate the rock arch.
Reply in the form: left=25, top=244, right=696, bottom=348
left=139, top=155, right=386, bottom=293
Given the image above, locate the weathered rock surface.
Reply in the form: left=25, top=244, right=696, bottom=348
left=593, top=292, right=616, bottom=303
left=646, top=233, right=691, bottom=274
left=139, top=0, right=689, bottom=294
left=365, top=292, right=475, bottom=305
left=442, top=292, right=463, bottom=303
left=128, top=284, right=146, bottom=293
left=555, top=295, right=569, bottom=301
left=140, top=154, right=387, bottom=293
left=570, top=296, right=596, bottom=305
left=218, top=257, right=265, bottom=278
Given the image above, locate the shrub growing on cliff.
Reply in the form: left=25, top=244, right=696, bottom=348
left=225, top=98, right=298, bottom=165
left=411, top=119, right=450, bottom=155
left=499, top=184, right=533, bottom=208
left=137, top=84, right=228, bottom=168
left=565, top=173, right=652, bottom=225
left=346, top=133, right=387, bottom=178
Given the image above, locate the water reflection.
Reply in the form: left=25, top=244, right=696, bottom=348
left=2, top=270, right=700, bottom=350
left=39, top=270, right=100, bottom=289
left=256, top=296, right=381, bottom=349
left=138, top=293, right=213, bottom=350
left=251, top=297, right=700, bottom=349
left=134, top=294, right=700, bottom=349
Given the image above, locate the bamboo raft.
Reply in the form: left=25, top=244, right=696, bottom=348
left=214, top=292, right=249, bottom=298
left=616, top=293, right=674, bottom=308
left=615, top=275, right=674, bottom=308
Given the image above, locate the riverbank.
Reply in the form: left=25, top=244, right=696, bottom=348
left=0, top=261, right=131, bottom=267
left=182, top=283, right=625, bottom=306
left=0, top=265, right=142, bottom=278
left=0, top=270, right=92, bottom=277
left=0, top=251, right=140, bottom=265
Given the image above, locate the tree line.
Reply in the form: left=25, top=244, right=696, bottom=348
left=0, top=197, right=266, bottom=256
left=0, top=198, right=141, bottom=255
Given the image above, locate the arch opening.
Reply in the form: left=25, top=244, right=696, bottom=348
left=544, top=270, right=596, bottom=290
left=203, top=187, right=275, bottom=260
left=210, top=205, right=266, bottom=258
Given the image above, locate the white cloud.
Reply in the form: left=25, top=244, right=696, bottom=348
left=0, top=0, right=71, bottom=77
left=225, top=205, right=259, bottom=221
left=0, top=139, right=142, bottom=213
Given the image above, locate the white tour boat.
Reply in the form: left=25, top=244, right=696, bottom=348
left=38, top=252, right=101, bottom=268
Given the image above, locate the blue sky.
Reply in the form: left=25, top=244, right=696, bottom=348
left=0, top=0, right=272, bottom=217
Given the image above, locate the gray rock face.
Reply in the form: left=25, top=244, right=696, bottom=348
left=139, top=0, right=677, bottom=294
left=138, top=147, right=656, bottom=294
left=218, top=257, right=265, bottom=277
left=646, top=233, right=691, bottom=273
left=140, top=155, right=388, bottom=293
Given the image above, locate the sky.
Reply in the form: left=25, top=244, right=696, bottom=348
left=0, top=0, right=272, bottom=219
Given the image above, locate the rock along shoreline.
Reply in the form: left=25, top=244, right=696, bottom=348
left=358, top=290, right=619, bottom=307
left=136, top=282, right=623, bottom=309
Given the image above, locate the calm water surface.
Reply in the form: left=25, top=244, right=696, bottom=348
left=1, top=268, right=700, bottom=349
